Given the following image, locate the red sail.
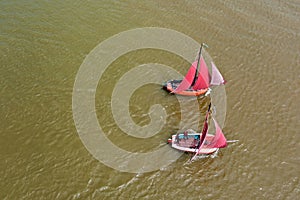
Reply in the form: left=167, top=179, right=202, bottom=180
left=173, top=61, right=197, bottom=93
left=192, top=56, right=210, bottom=90
left=210, top=62, right=226, bottom=85
left=199, top=112, right=209, bottom=147
left=207, top=117, right=227, bottom=148
left=193, top=112, right=209, bottom=158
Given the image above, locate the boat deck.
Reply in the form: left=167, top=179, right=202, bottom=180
left=177, top=137, right=199, bottom=148
left=171, top=134, right=218, bottom=154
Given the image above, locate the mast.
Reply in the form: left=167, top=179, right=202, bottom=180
left=191, top=43, right=208, bottom=86
left=198, top=102, right=211, bottom=147
left=190, top=103, right=211, bottom=161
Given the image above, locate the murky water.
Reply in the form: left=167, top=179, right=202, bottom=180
left=1, top=0, right=299, bottom=199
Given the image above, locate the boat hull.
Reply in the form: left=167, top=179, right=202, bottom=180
left=162, top=80, right=208, bottom=96
left=168, top=133, right=218, bottom=154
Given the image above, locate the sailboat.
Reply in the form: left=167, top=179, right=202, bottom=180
left=162, top=43, right=226, bottom=96
left=167, top=103, right=227, bottom=157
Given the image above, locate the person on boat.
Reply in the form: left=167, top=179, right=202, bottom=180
left=183, top=131, right=188, bottom=140
left=195, top=139, right=201, bottom=149
left=175, top=133, right=180, bottom=144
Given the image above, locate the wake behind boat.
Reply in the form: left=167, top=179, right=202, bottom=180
left=162, top=43, right=226, bottom=96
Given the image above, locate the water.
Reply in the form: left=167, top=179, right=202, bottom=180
left=1, top=0, right=299, bottom=199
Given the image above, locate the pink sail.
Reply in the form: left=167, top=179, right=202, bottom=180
left=199, top=112, right=209, bottom=147
left=192, top=56, right=210, bottom=90
left=193, top=112, right=209, bottom=157
left=207, top=117, right=227, bottom=148
left=210, top=62, right=226, bottom=85
left=173, top=61, right=197, bottom=93
left=193, top=116, right=226, bottom=160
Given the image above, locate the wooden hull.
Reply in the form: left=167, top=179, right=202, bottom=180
left=162, top=80, right=208, bottom=96
left=168, top=133, right=218, bottom=154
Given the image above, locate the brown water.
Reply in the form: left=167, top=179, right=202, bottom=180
left=1, top=0, right=299, bottom=199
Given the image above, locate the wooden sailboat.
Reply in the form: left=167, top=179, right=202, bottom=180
left=167, top=103, right=227, bottom=157
left=162, top=44, right=226, bottom=96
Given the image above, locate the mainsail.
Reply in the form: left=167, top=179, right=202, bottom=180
left=173, top=61, right=197, bottom=93
left=172, top=46, right=226, bottom=94
left=174, top=56, right=211, bottom=93
left=192, top=56, right=211, bottom=90
left=192, top=114, right=227, bottom=159
left=210, top=62, right=226, bottom=85
left=198, top=111, right=209, bottom=148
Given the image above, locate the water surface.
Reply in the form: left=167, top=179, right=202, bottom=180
left=1, top=0, right=299, bottom=199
